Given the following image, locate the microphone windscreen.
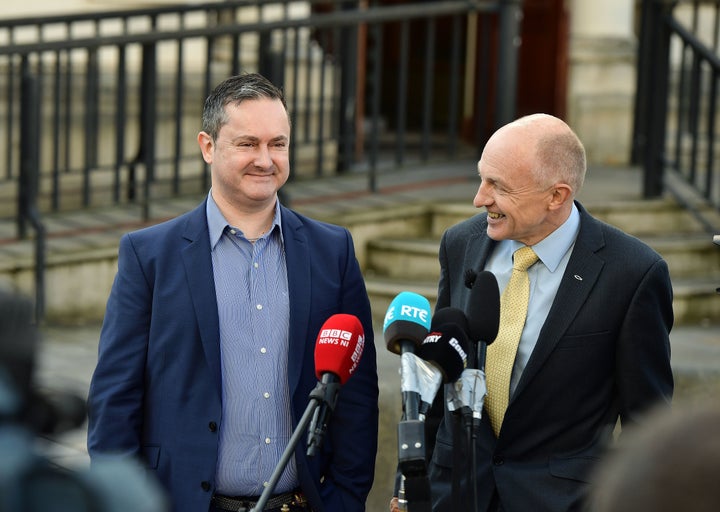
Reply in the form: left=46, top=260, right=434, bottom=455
left=314, top=314, right=365, bottom=385
left=382, top=291, right=432, bottom=354
left=464, top=268, right=477, bottom=289
left=417, top=323, right=469, bottom=382
left=430, top=306, right=470, bottom=334
left=467, top=270, right=500, bottom=345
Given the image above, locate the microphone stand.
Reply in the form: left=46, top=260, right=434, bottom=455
left=470, top=341, right=486, bottom=512
left=400, top=339, right=420, bottom=420
left=398, top=340, right=431, bottom=512
left=397, top=416, right=432, bottom=512
left=250, top=378, right=339, bottom=512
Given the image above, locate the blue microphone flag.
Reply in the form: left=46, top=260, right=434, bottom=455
left=383, top=291, right=432, bottom=354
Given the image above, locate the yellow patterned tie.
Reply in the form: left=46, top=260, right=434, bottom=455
left=485, top=246, right=539, bottom=436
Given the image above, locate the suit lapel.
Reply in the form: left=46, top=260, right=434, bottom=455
left=512, top=204, right=606, bottom=399
left=281, top=206, right=311, bottom=395
left=180, top=201, right=222, bottom=396
left=464, top=215, right=495, bottom=274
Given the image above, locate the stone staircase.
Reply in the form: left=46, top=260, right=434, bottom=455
left=342, top=198, right=720, bottom=328
left=1, top=162, right=718, bottom=329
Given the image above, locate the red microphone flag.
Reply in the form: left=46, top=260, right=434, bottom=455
left=314, top=314, right=365, bottom=385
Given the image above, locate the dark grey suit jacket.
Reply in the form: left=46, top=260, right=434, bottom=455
left=427, top=201, right=674, bottom=512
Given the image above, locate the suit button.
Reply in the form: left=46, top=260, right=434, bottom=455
left=209, top=421, right=217, bottom=432
left=493, top=455, right=504, bottom=466
left=201, top=481, right=211, bottom=492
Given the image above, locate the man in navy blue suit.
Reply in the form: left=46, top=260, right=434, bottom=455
left=87, top=73, right=379, bottom=512
left=391, top=114, right=673, bottom=512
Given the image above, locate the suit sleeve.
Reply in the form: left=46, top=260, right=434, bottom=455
left=87, top=233, right=151, bottom=458
left=321, top=228, right=379, bottom=512
left=616, top=257, right=674, bottom=426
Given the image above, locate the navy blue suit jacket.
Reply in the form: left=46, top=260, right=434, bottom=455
left=87, top=200, right=379, bottom=512
left=427, top=202, right=673, bottom=512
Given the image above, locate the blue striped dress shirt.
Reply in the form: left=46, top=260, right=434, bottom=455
left=206, top=192, right=298, bottom=496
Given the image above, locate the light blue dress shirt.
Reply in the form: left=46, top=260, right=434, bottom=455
left=206, top=192, right=298, bottom=496
left=484, top=203, right=581, bottom=396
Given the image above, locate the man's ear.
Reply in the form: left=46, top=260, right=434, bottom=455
left=197, top=131, right=214, bottom=164
left=548, top=183, right=573, bottom=210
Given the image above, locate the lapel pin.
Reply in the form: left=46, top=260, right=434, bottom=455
left=574, top=275, right=583, bottom=281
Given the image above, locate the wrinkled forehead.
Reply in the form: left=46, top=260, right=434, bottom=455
left=479, top=125, right=536, bottom=169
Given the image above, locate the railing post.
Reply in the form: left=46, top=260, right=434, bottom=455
left=495, top=0, right=523, bottom=128
left=632, top=0, right=654, bottom=165
left=83, top=46, right=100, bottom=207
left=18, top=56, right=46, bottom=322
left=139, top=42, right=157, bottom=221
left=18, top=56, right=39, bottom=241
left=336, top=0, right=358, bottom=174
left=643, top=0, right=678, bottom=198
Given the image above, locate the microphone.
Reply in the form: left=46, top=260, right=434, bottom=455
left=464, top=268, right=477, bottom=288
left=383, top=292, right=433, bottom=499
left=252, top=314, right=364, bottom=512
left=415, top=308, right=469, bottom=419
left=382, top=291, right=431, bottom=421
left=383, top=291, right=432, bottom=355
left=444, top=271, right=499, bottom=423
left=465, top=270, right=500, bottom=371
left=458, top=271, right=500, bottom=512
left=307, top=313, right=365, bottom=457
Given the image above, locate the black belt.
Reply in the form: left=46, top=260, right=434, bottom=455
left=211, top=490, right=308, bottom=511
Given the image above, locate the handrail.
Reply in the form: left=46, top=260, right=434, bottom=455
left=0, top=2, right=496, bottom=55
left=634, top=0, right=720, bottom=223
left=0, top=1, right=522, bottom=301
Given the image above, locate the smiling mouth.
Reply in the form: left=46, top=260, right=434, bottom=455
left=487, top=212, right=504, bottom=219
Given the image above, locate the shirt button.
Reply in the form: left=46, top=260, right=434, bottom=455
left=265, top=438, right=271, bottom=444
left=256, top=304, right=263, bottom=310
left=263, top=392, right=270, bottom=399
left=260, top=347, right=267, bottom=354
left=254, top=262, right=259, bottom=268
left=229, top=229, right=236, bottom=235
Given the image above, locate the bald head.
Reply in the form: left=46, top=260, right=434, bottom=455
left=494, top=113, right=586, bottom=196
left=474, top=113, right=586, bottom=244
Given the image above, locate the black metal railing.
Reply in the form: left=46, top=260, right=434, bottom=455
left=1, top=0, right=520, bottom=217
left=634, top=0, right=720, bottom=230
left=0, top=0, right=522, bottom=319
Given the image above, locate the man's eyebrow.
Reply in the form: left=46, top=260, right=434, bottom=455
left=231, top=134, right=288, bottom=142
left=230, top=134, right=258, bottom=143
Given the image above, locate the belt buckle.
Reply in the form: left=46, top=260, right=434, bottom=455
left=293, top=491, right=309, bottom=506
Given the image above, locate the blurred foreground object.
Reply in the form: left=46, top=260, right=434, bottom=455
left=588, top=402, right=720, bottom=512
left=0, top=287, right=167, bottom=512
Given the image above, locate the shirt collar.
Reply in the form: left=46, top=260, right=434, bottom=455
left=206, top=190, right=283, bottom=250
left=504, top=202, right=580, bottom=273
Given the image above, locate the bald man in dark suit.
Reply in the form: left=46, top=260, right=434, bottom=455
left=418, top=114, right=673, bottom=512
